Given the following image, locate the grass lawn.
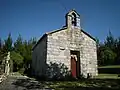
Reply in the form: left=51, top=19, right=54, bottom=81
left=42, top=73, right=120, bottom=90
left=98, top=65, right=120, bottom=68
left=45, top=64, right=120, bottom=90
left=43, top=78, right=120, bottom=90
left=22, top=65, right=120, bottom=90
left=43, top=65, right=120, bottom=90
left=95, top=74, right=120, bottom=79
left=98, top=65, right=120, bottom=74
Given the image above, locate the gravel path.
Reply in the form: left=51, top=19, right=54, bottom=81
left=0, top=73, right=50, bottom=90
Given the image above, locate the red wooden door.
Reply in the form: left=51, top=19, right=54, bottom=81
left=71, top=56, right=77, bottom=78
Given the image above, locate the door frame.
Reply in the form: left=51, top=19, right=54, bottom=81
left=70, top=50, right=80, bottom=78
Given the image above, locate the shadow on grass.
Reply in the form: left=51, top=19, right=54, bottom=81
left=12, top=78, right=47, bottom=89
left=13, top=62, right=120, bottom=89
left=56, top=87, right=119, bottom=90
left=49, top=79, right=120, bottom=90
left=12, top=78, right=120, bottom=90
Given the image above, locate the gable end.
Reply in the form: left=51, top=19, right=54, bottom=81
left=81, top=29, right=96, bottom=41
left=32, top=34, right=47, bottom=50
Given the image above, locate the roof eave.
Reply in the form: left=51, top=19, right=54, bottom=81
left=81, top=29, right=96, bottom=41
left=32, top=34, right=47, bottom=51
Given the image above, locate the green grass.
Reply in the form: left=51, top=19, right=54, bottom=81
left=41, top=65, right=120, bottom=89
left=43, top=78, right=120, bottom=90
left=99, top=65, right=120, bottom=68
left=45, top=64, right=120, bottom=90
left=97, top=65, right=120, bottom=79
left=95, top=74, right=120, bottom=79
left=42, top=73, right=120, bottom=89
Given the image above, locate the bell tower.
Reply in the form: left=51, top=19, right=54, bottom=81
left=65, top=9, right=81, bottom=29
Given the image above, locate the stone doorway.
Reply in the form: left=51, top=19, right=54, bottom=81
left=70, top=51, right=80, bottom=78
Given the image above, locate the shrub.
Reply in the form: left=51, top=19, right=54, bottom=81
left=46, top=62, right=70, bottom=80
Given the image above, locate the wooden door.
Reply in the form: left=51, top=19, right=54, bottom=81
left=71, top=56, right=77, bottom=78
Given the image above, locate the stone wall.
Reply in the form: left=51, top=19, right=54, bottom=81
left=32, top=27, right=98, bottom=78
left=80, top=31, right=98, bottom=78
left=32, top=36, right=47, bottom=76
left=47, top=29, right=70, bottom=70
left=46, top=27, right=98, bottom=78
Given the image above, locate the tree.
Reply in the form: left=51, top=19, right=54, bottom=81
left=95, top=37, right=99, bottom=47
left=0, top=38, right=3, bottom=64
left=97, top=31, right=118, bottom=66
left=115, top=37, right=120, bottom=64
left=24, top=38, right=36, bottom=69
left=103, top=47, right=116, bottom=65
left=31, top=37, right=37, bottom=45
left=105, top=30, right=115, bottom=51
left=98, top=45, right=116, bottom=65
left=14, top=34, right=23, bottom=54
left=22, top=38, right=37, bottom=74
left=0, top=38, right=2, bottom=49
left=4, top=33, right=13, bottom=52
left=0, top=38, right=3, bottom=59
left=10, top=51, right=24, bottom=72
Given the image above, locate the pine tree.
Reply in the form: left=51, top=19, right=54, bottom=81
left=4, top=33, right=13, bottom=52
left=14, top=34, right=23, bottom=54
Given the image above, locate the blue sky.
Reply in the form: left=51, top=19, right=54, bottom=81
left=0, top=0, right=120, bottom=42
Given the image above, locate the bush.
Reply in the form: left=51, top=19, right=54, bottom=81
left=46, top=62, right=70, bottom=80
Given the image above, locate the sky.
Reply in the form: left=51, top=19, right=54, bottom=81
left=0, top=0, right=120, bottom=43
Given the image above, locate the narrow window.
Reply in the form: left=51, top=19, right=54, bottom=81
left=71, top=13, right=77, bottom=26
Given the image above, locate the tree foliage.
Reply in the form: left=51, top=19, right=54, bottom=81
left=0, top=33, right=37, bottom=74
left=97, top=30, right=120, bottom=66
left=4, top=33, right=12, bottom=52
left=10, top=51, right=24, bottom=71
left=14, top=34, right=23, bottom=53
left=98, top=46, right=116, bottom=65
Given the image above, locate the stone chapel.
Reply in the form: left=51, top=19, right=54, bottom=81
left=32, top=10, right=98, bottom=78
